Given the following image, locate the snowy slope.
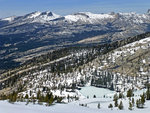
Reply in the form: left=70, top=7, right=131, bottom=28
left=65, top=12, right=114, bottom=23
left=1, top=11, right=61, bottom=23
left=1, top=90, right=150, bottom=113
left=2, top=16, right=16, bottom=22
left=0, top=101, right=101, bottom=113
left=30, top=11, right=61, bottom=23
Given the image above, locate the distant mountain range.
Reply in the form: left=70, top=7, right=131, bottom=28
left=0, top=10, right=150, bottom=71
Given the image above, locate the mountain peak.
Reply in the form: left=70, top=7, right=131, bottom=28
left=20, top=11, right=61, bottom=23
left=40, top=11, right=53, bottom=16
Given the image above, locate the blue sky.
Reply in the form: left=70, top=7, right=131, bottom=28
left=0, top=0, right=150, bottom=18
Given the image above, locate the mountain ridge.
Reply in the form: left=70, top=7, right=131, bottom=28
left=0, top=10, right=150, bottom=72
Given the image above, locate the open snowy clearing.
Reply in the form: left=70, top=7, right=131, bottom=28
left=1, top=98, right=150, bottom=113
left=0, top=101, right=101, bottom=113
left=79, top=86, right=115, bottom=98
left=0, top=87, right=150, bottom=113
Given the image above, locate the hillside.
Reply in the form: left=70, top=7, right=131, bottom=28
left=0, top=32, right=149, bottom=96
left=1, top=10, right=150, bottom=72
left=0, top=28, right=150, bottom=113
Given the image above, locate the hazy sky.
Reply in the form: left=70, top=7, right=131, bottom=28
left=0, top=0, right=150, bottom=18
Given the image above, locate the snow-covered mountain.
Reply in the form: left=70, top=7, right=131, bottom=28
left=0, top=31, right=150, bottom=113
left=0, top=15, right=150, bottom=112
left=1, top=11, right=150, bottom=24
left=2, top=16, right=16, bottom=22
left=1, top=11, right=61, bottom=23
left=65, top=12, right=114, bottom=23
left=0, top=10, right=150, bottom=72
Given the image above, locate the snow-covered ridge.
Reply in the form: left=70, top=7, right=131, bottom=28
left=27, top=11, right=41, bottom=18
left=2, top=16, right=16, bottom=22
left=25, top=11, right=61, bottom=23
left=65, top=12, right=114, bottom=23
left=1, top=11, right=61, bottom=23
left=1, top=10, right=150, bottom=24
left=118, top=12, right=150, bottom=23
left=111, top=36, right=150, bottom=59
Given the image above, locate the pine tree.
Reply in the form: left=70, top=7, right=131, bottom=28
left=113, top=94, right=118, bottom=107
left=136, top=99, right=139, bottom=108
left=118, top=101, right=123, bottom=110
left=108, top=103, right=113, bottom=110
left=110, top=83, right=114, bottom=91
left=93, top=95, right=96, bottom=98
left=141, top=93, right=145, bottom=106
left=132, top=98, right=135, bottom=106
left=128, top=102, right=133, bottom=110
left=48, top=95, right=54, bottom=105
left=37, top=90, right=41, bottom=99
left=67, top=95, right=70, bottom=102
left=25, top=94, right=29, bottom=99
left=127, top=89, right=133, bottom=97
left=146, top=85, right=150, bottom=100
left=136, top=94, right=145, bottom=109
left=98, top=103, right=100, bottom=109
left=8, top=92, right=17, bottom=103
left=29, top=90, right=32, bottom=97
left=45, top=92, right=49, bottom=103
left=119, top=93, right=124, bottom=99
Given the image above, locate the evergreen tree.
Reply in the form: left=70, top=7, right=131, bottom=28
left=128, top=102, right=133, bottom=110
left=113, top=94, right=118, bottom=107
left=98, top=103, right=100, bottom=109
left=136, top=99, right=139, bottom=108
left=37, top=90, right=41, bottom=99
left=108, top=103, right=113, bottom=110
left=119, top=93, right=124, bottom=99
left=127, top=89, right=133, bottom=97
left=25, top=94, right=29, bottom=99
left=110, top=83, right=114, bottom=91
left=132, top=98, right=135, bottom=106
left=118, top=101, right=123, bottom=110
left=8, top=92, right=18, bottom=103
left=67, top=95, right=70, bottom=102
left=141, top=93, right=145, bottom=106
left=93, top=95, right=96, bottom=98
left=136, top=94, right=146, bottom=109
left=146, top=85, right=150, bottom=100
left=48, top=95, right=54, bottom=105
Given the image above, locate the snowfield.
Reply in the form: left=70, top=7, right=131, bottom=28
left=79, top=86, right=115, bottom=98
left=0, top=87, right=150, bottom=113
left=0, top=101, right=100, bottom=113
left=1, top=97, right=150, bottom=113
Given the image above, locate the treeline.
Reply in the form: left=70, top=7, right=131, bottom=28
left=0, top=90, right=63, bottom=106
left=1, top=31, right=150, bottom=96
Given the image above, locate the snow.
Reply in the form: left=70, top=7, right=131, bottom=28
left=2, top=16, right=15, bottom=22
left=119, top=12, right=150, bottom=23
left=110, top=36, right=150, bottom=61
left=0, top=86, right=150, bottom=113
left=65, top=12, right=114, bottom=23
left=79, top=86, right=115, bottom=98
left=2, top=11, right=150, bottom=24
left=64, top=12, right=150, bottom=24
left=0, top=101, right=100, bottom=113
left=1, top=91, right=150, bottom=113
left=27, top=12, right=41, bottom=19
left=29, top=11, right=61, bottom=23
